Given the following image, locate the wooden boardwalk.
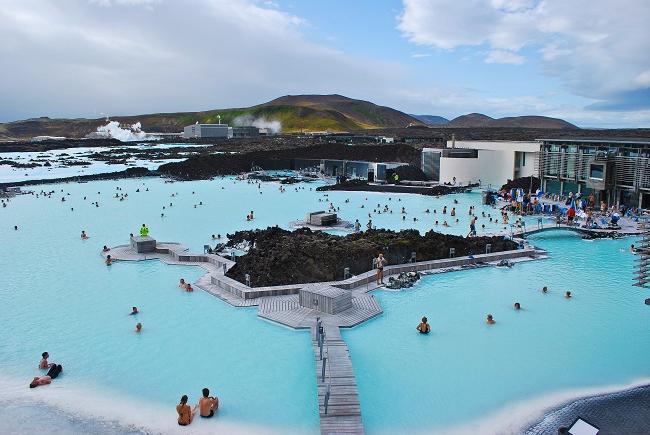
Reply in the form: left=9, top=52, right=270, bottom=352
left=312, top=324, right=364, bottom=434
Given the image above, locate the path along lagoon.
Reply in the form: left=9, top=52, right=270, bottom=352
left=0, top=175, right=646, bottom=434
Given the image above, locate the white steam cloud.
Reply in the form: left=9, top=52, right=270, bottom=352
left=91, top=121, right=158, bottom=141
left=232, top=114, right=282, bottom=134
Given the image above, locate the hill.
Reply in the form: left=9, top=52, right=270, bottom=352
left=0, top=95, right=424, bottom=141
left=448, top=113, right=577, bottom=129
left=410, top=114, right=449, bottom=125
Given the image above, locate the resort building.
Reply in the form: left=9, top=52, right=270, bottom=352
left=183, top=123, right=233, bottom=139
left=538, top=137, right=650, bottom=207
left=421, top=140, right=539, bottom=187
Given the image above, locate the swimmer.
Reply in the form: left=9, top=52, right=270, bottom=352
left=541, top=286, right=548, bottom=293
left=81, top=230, right=88, bottom=239
left=514, top=302, right=521, bottom=310
left=486, top=314, right=495, bottom=325
left=135, top=322, right=142, bottom=332
left=177, top=395, right=197, bottom=426
left=39, top=352, right=53, bottom=369
left=212, top=235, right=216, bottom=240
left=416, top=317, right=431, bottom=334
left=630, top=244, right=636, bottom=253
left=130, top=307, right=139, bottom=315
left=199, top=388, right=219, bottom=418
left=30, top=364, right=63, bottom=388
left=565, top=291, right=572, bottom=299
left=185, top=284, right=194, bottom=292
left=179, top=278, right=186, bottom=288
left=105, top=255, right=112, bottom=266
left=103, top=245, right=110, bottom=252
left=14, top=225, right=18, bottom=230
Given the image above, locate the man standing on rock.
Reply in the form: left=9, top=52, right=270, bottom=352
left=374, top=253, right=387, bottom=285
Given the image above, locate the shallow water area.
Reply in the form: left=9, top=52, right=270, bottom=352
left=344, top=231, right=648, bottom=434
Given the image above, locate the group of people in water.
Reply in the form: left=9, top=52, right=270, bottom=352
left=179, top=278, right=194, bottom=292
left=177, top=388, right=220, bottom=425
left=416, top=286, right=573, bottom=332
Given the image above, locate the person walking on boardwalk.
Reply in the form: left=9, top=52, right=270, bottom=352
left=374, top=253, right=387, bottom=285
left=140, top=224, right=149, bottom=237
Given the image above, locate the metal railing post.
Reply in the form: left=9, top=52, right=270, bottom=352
left=321, top=356, right=327, bottom=382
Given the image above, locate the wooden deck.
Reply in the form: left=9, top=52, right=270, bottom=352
left=258, top=293, right=382, bottom=329
left=313, top=324, right=364, bottom=434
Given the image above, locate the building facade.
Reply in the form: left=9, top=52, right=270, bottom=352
left=422, top=141, right=539, bottom=188
left=183, top=124, right=232, bottom=139
left=538, top=137, right=650, bottom=208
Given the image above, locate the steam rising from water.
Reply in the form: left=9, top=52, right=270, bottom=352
left=93, top=121, right=158, bottom=142
left=233, top=114, right=281, bottom=133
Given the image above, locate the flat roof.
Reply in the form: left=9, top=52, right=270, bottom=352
left=538, top=137, right=650, bottom=145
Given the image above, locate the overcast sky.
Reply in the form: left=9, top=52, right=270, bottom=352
left=1, top=0, right=649, bottom=127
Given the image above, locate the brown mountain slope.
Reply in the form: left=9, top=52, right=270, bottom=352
left=449, top=113, right=577, bottom=129
left=0, top=95, right=423, bottom=141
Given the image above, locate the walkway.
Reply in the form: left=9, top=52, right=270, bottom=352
left=508, top=222, right=640, bottom=238
left=312, top=323, right=364, bottom=435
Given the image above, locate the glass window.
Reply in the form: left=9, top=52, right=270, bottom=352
left=590, top=164, right=604, bottom=180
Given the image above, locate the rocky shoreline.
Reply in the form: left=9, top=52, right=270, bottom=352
left=158, top=143, right=423, bottom=180
left=0, top=167, right=152, bottom=188
left=223, top=227, right=518, bottom=286
left=316, top=179, right=475, bottom=196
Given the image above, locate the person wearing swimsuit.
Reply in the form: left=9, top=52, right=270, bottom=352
left=416, top=317, right=431, bottom=334
left=176, top=395, right=196, bottom=426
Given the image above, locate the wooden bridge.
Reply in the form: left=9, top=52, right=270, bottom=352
left=506, top=222, right=638, bottom=238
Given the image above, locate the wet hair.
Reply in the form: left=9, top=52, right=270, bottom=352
left=180, top=395, right=188, bottom=404
left=421, top=317, right=427, bottom=323
left=203, top=388, right=209, bottom=397
left=42, top=352, right=48, bottom=358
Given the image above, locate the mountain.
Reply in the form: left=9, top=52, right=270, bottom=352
left=448, top=113, right=577, bottom=129
left=0, top=95, right=424, bottom=141
left=410, top=114, right=449, bottom=125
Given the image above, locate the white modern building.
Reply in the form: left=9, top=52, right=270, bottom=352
left=422, top=140, right=539, bottom=188
left=183, top=123, right=233, bottom=139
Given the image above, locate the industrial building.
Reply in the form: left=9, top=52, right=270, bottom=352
left=293, top=158, right=407, bottom=182
left=538, top=137, right=650, bottom=208
left=183, top=123, right=232, bottom=139
left=421, top=140, right=539, bottom=188
left=232, top=126, right=260, bottom=138
left=183, top=123, right=264, bottom=139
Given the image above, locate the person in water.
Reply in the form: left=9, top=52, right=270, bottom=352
left=416, top=317, right=431, bottom=334
left=514, top=302, right=521, bottom=310
left=199, top=388, right=219, bottom=418
left=130, top=307, right=139, bottom=315
left=542, top=286, right=548, bottom=293
left=486, top=314, right=495, bottom=325
left=185, top=283, right=193, bottom=292
left=39, top=352, right=53, bottom=369
left=103, top=245, right=110, bottom=252
left=105, top=255, right=112, bottom=266
left=135, top=322, right=142, bottom=332
left=177, top=395, right=197, bottom=426
left=30, top=364, right=63, bottom=388
left=179, top=278, right=186, bottom=289
left=565, top=291, right=572, bottom=299
left=81, top=230, right=88, bottom=239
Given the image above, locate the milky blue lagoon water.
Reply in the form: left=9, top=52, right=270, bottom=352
left=1, top=175, right=647, bottom=434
